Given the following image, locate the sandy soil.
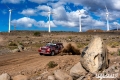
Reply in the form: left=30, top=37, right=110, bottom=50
left=0, top=51, right=80, bottom=78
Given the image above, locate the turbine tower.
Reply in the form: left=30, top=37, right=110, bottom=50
left=48, top=8, right=51, bottom=33
left=78, top=10, right=82, bottom=32
left=47, top=7, right=54, bottom=33
left=105, top=5, right=110, bottom=31
left=9, top=9, right=12, bottom=33
left=5, top=5, right=12, bottom=33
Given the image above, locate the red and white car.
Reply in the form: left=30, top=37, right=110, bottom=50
left=38, top=43, right=64, bottom=56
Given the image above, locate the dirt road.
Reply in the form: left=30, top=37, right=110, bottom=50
left=0, top=51, right=80, bottom=77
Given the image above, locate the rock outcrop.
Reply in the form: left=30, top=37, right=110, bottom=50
left=80, top=36, right=109, bottom=74
left=0, top=73, right=10, bottom=80
left=70, top=62, right=87, bottom=79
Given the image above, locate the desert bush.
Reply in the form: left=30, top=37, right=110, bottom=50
left=47, top=61, right=58, bottom=68
left=68, top=36, right=72, bottom=39
left=112, top=37, right=115, bottom=39
left=77, top=43, right=88, bottom=48
left=103, top=38, right=107, bottom=40
left=9, top=42, right=17, bottom=46
left=8, top=46, right=18, bottom=50
left=17, top=36, right=21, bottom=38
left=62, top=43, right=80, bottom=55
left=86, top=39, right=90, bottom=41
left=109, top=42, right=120, bottom=48
left=116, top=36, right=119, bottom=39
left=18, top=42, right=24, bottom=46
left=34, top=31, right=41, bottom=36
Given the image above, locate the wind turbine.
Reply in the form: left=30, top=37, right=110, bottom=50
left=105, top=5, right=110, bottom=31
left=5, top=5, right=12, bottom=33
left=78, top=10, right=82, bottom=32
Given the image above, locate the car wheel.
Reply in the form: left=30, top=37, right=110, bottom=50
left=39, top=53, right=43, bottom=56
left=51, top=51, right=55, bottom=56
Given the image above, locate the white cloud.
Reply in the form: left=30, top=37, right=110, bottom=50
left=36, top=5, right=51, bottom=11
left=36, top=21, right=56, bottom=28
left=39, top=11, right=48, bottom=17
left=11, top=17, right=36, bottom=27
left=11, top=17, right=56, bottom=28
left=52, top=6, right=68, bottom=21
left=20, top=8, right=37, bottom=16
left=66, top=9, right=88, bottom=22
left=51, top=5, right=105, bottom=31
left=54, top=20, right=77, bottom=27
left=36, top=5, right=52, bottom=17
left=95, top=10, right=120, bottom=21
left=51, top=1, right=66, bottom=8
left=111, top=0, right=120, bottom=10
left=1, top=0, right=25, bottom=4
left=28, top=0, right=47, bottom=4
left=113, top=22, right=120, bottom=26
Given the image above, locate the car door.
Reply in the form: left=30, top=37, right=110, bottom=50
left=55, top=45, right=59, bottom=53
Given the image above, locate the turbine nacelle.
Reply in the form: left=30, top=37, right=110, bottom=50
left=78, top=10, right=81, bottom=15
left=9, top=9, right=12, bottom=12
left=48, top=12, right=51, bottom=14
left=106, top=12, right=109, bottom=16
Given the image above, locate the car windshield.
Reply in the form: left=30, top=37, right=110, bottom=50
left=46, top=43, right=56, bottom=47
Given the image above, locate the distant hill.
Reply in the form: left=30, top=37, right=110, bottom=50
left=86, top=29, right=104, bottom=32
left=111, top=28, right=120, bottom=31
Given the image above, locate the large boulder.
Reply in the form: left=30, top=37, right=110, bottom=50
left=0, top=73, right=11, bottom=80
left=80, top=36, right=109, bottom=74
left=12, top=75, right=29, bottom=80
left=70, top=62, right=87, bottom=79
left=54, top=70, right=73, bottom=80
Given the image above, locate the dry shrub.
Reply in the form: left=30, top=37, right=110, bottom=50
left=62, top=43, right=80, bottom=55
left=47, top=61, right=58, bottom=68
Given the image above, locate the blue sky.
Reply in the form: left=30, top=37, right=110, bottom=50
left=0, top=0, right=120, bottom=32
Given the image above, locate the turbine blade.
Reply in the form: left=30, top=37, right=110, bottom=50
left=5, top=4, right=11, bottom=10
left=105, top=4, right=109, bottom=12
left=11, top=8, right=16, bottom=11
left=66, top=6, right=72, bottom=12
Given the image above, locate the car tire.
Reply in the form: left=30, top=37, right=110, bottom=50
left=40, top=53, right=43, bottom=56
left=51, top=51, right=55, bottom=56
